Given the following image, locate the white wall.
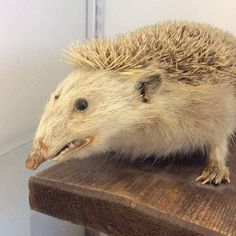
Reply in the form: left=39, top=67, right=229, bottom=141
left=0, top=0, right=86, bottom=155
left=104, top=0, right=236, bottom=37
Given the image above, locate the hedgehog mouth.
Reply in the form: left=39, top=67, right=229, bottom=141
left=25, top=137, right=93, bottom=170
left=52, top=137, right=93, bottom=161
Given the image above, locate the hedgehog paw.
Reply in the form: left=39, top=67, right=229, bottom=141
left=196, top=164, right=230, bottom=185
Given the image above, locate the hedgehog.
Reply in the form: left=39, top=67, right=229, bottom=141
left=26, top=21, right=236, bottom=185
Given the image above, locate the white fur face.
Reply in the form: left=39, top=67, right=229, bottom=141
left=26, top=67, right=236, bottom=170
left=27, top=69, right=153, bottom=167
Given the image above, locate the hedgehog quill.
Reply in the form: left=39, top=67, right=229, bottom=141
left=26, top=21, right=236, bottom=185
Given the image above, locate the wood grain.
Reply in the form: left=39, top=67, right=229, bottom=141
left=29, top=146, right=236, bottom=236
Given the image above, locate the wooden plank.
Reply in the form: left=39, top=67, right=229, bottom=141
left=29, top=146, right=236, bottom=236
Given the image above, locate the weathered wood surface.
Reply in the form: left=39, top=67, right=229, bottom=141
left=29, top=146, right=236, bottom=236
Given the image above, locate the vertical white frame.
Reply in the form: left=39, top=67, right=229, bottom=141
left=86, top=0, right=105, bottom=39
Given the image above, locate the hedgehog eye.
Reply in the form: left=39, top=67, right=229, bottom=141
left=54, top=94, right=60, bottom=100
left=74, top=98, right=88, bottom=112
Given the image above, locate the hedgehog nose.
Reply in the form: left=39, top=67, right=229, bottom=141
left=25, top=139, right=48, bottom=170
left=25, top=153, right=46, bottom=170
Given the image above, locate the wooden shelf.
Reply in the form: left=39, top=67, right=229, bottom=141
left=29, top=146, right=236, bottom=236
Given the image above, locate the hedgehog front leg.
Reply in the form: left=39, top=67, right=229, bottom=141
left=196, top=140, right=230, bottom=184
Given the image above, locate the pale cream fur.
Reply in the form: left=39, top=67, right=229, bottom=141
left=29, top=21, right=236, bottom=184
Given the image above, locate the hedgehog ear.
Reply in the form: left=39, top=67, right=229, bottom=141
left=135, top=73, right=162, bottom=102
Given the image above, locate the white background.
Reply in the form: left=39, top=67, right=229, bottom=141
left=104, top=0, right=236, bottom=37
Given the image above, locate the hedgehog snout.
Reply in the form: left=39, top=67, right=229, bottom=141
left=25, top=139, right=48, bottom=170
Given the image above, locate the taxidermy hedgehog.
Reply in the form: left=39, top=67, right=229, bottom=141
left=26, top=21, right=236, bottom=185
